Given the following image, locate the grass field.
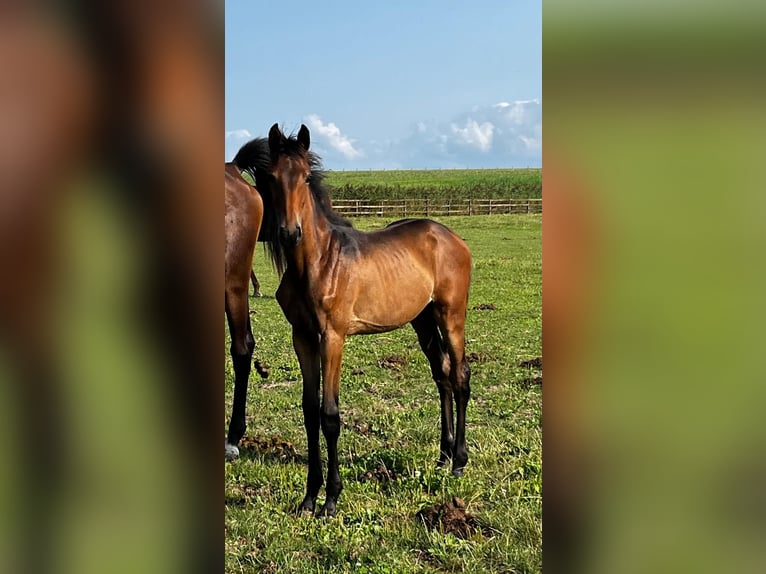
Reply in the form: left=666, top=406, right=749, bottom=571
left=225, top=214, right=542, bottom=573
left=325, top=169, right=541, bottom=201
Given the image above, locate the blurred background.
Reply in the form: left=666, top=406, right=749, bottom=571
left=0, top=2, right=221, bottom=573
left=544, top=1, right=766, bottom=572
left=1, top=1, right=765, bottom=573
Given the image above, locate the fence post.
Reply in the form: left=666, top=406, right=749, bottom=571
left=527, top=199, right=530, bottom=214
left=356, top=199, right=360, bottom=216
left=426, top=198, right=430, bottom=217
left=468, top=198, right=472, bottom=216
left=489, top=199, right=493, bottom=215
left=447, top=199, right=451, bottom=216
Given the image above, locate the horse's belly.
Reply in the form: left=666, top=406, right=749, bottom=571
left=347, top=283, right=431, bottom=335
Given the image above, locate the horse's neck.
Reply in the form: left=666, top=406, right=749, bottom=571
left=288, top=198, right=333, bottom=280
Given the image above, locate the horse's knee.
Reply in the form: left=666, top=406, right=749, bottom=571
left=230, top=332, right=255, bottom=361
left=320, top=407, right=340, bottom=437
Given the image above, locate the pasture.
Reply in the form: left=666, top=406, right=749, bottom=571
left=225, top=214, right=542, bottom=573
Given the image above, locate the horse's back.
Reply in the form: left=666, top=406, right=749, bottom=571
left=225, top=163, right=263, bottom=285
left=380, top=218, right=471, bottom=262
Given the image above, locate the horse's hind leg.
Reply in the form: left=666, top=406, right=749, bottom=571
left=225, top=288, right=254, bottom=460
left=251, top=270, right=261, bottom=298
left=434, top=305, right=471, bottom=477
left=411, top=304, right=454, bottom=467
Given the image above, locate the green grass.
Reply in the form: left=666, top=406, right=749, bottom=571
left=225, top=214, right=542, bottom=573
left=325, top=169, right=542, bottom=201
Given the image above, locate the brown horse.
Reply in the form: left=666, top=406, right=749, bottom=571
left=236, top=124, right=473, bottom=517
left=224, top=161, right=265, bottom=459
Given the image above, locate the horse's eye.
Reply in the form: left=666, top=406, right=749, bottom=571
left=305, top=174, right=312, bottom=185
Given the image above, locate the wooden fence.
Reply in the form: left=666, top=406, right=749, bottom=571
left=331, top=198, right=542, bottom=217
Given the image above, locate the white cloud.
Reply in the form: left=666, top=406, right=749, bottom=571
left=225, top=129, right=252, bottom=139
left=388, top=98, right=541, bottom=168
left=305, top=114, right=363, bottom=160
left=450, top=119, right=494, bottom=151
left=224, top=100, right=540, bottom=168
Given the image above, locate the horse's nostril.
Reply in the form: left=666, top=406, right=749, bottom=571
left=295, top=225, right=302, bottom=239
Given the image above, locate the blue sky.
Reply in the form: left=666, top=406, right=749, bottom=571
left=225, top=1, right=541, bottom=169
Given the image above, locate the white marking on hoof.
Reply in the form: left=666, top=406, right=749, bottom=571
left=225, top=442, right=240, bottom=461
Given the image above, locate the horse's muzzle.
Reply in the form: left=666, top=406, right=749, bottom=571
left=279, top=225, right=302, bottom=247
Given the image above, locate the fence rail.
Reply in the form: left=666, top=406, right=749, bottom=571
left=331, top=198, right=542, bottom=217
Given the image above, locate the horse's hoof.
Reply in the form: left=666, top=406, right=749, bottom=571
left=452, top=467, right=464, bottom=478
left=299, top=496, right=315, bottom=515
left=253, top=292, right=262, bottom=298
left=316, top=502, right=336, bottom=518
left=224, top=442, right=240, bottom=461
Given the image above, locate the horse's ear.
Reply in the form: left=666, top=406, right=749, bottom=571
left=268, top=123, right=282, bottom=156
left=297, top=124, right=310, bottom=151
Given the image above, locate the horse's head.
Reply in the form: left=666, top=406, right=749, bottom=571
left=267, top=123, right=311, bottom=248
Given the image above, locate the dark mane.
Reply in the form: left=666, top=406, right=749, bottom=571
left=232, top=131, right=353, bottom=275
left=232, top=138, right=285, bottom=273
left=232, top=137, right=271, bottom=176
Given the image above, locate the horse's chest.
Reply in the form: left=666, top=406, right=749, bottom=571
left=276, top=280, right=330, bottom=334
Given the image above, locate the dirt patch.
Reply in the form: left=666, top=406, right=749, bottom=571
left=253, top=359, right=270, bottom=379
left=416, top=497, right=480, bottom=539
left=359, top=463, right=399, bottom=483
left=379, top=354, right=407, bottom=370
left=472, top=303, right=497, bottom=311
left=467, top=352, right=492, bottom=363
left=519, top=376, right=542, bottom=389
left=239, top=435, right=299, bottom=460
left=351, top=367, right=366, bottom=376
left=519, top=357, right=542, bottom=370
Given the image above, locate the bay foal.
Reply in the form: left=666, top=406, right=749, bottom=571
left=238, top=125, right=472, bottom=516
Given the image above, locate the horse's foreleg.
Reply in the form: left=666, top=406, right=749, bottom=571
left=225, top=291, right=254, bottom=460
left=318, top=330, right=345, bottom=518
left=293, top=329, right=322, bottom=514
